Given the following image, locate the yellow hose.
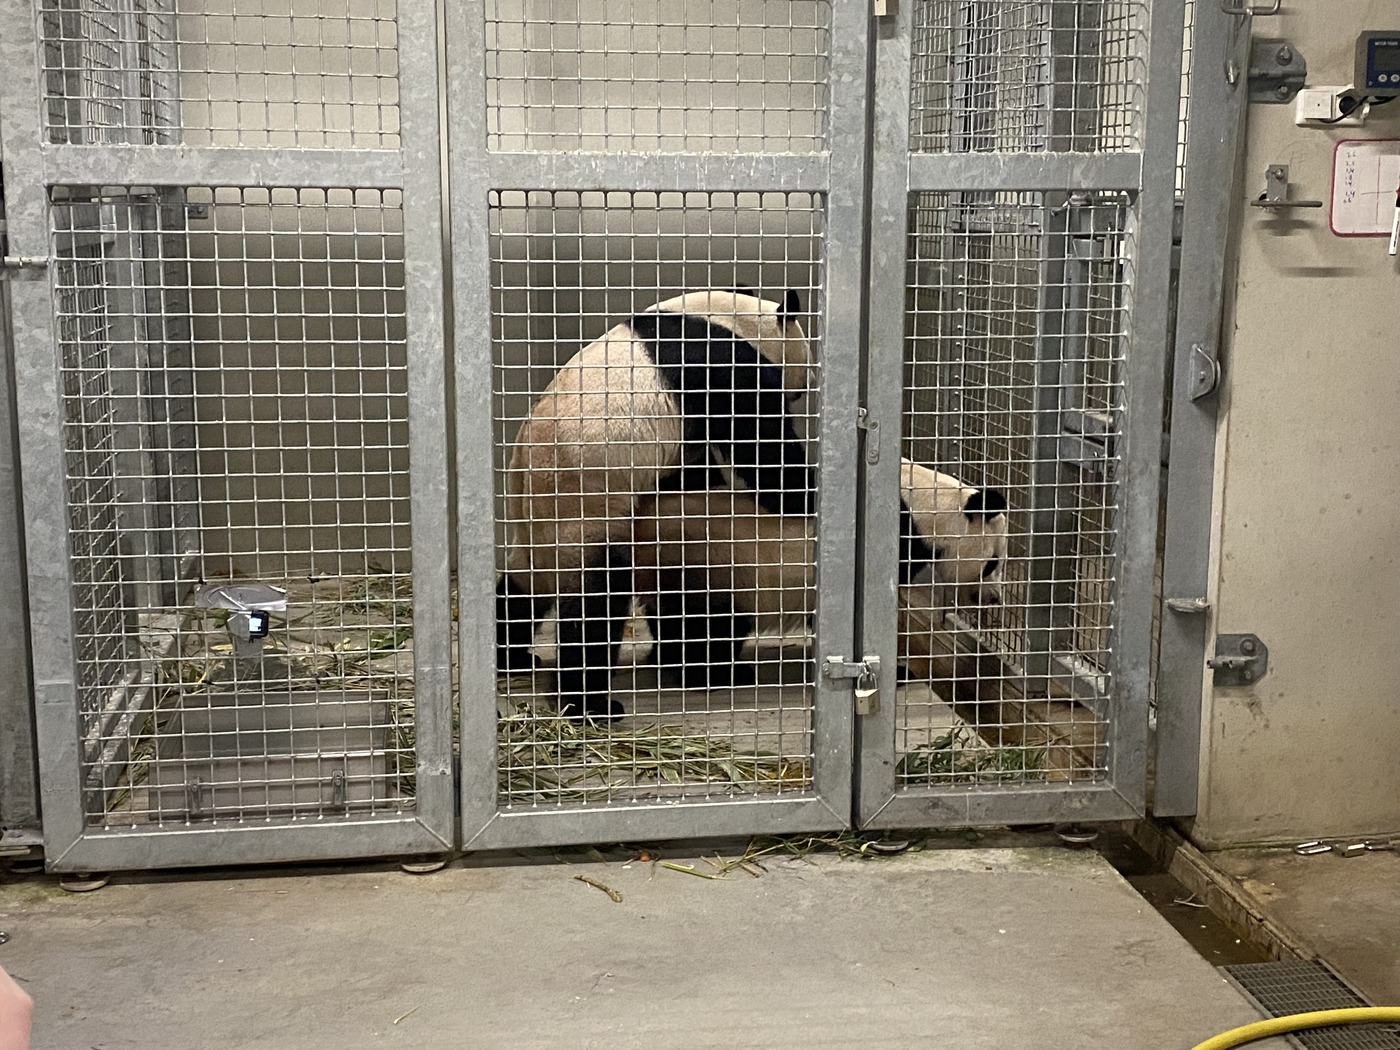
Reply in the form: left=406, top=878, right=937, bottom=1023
left=1191, top=1008, right=1400, bottom=1050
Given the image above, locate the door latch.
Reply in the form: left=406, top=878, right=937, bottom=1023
left=824, top=654, right=882, bottom=715
left=857, top=408, right=881, bottom=465
left=1207, top=634, right=1268, bottom=686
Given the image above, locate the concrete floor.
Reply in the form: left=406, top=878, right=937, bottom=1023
left=0, top=847, right=1286, bottom=1050
left=1211, top=847, right=1400, bottom=1005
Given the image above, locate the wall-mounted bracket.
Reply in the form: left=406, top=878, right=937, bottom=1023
left=1251, top=164, right=1323, bottom=211
left=1247, top=39, right=1306, bottom=104
left=1208, top=634, right=1269, bottom=686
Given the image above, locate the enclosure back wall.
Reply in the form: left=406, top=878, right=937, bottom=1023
left=1, top=0, right=1186, bottom=869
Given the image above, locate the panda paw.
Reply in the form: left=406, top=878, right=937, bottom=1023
left=496, top=647, right=539, bottom=676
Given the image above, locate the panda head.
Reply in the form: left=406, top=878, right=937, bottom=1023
left=646, top=287, right=812, bottom=401
left=899, top=459, right=1010, bottom=615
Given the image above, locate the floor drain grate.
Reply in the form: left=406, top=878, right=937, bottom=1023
left=1222, top=961, right=1400, bottom=1049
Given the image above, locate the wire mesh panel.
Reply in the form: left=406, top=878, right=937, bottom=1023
left=899, top=190, right=1129, bottom=787
left=3, top=0, right=449, bottom=869
left=485, top=0, right=829, bottom=153
left=490, top=189, right=823, bottom=808
left=41, top=0, right=401, bottom=148
left=50, top=186, right=421, bottom=827
left=860, top=0, right=1180, bottom=828
left=910, top=0, right=1145, bottom=154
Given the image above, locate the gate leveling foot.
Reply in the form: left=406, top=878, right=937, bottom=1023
left=1054, top=823, right=1100, bottom=848
left=399, top=855, right=449, bottom=875
left=58, top=872, right=111, bottom=893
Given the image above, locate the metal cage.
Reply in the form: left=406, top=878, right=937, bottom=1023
left=2, top=0, right=1189, bottom=868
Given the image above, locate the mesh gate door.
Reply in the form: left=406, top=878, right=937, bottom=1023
left=450, top=0, right=871, bottom=848
left=857, top=0, right=1182, bottom=827
left=0, top=0, right=452, bottom=869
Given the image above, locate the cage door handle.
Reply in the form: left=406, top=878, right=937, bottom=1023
left=1221, top=0, right=1280, bottom=15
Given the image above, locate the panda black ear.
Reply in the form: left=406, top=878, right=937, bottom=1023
left=963, top=488, right=1009, bottom=520
left=780, top=288, right=802, bottom=318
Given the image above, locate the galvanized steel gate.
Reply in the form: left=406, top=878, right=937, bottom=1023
left=0, top=0, right=454, bottom=869
left=1, top=0, right=1184, bottom=869
left=859, top=0, right=1182, bottom=827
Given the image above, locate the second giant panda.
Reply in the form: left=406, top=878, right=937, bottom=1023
left=631, top=458, right=1010, bottom=688
left=496, top=288, right=815, bottom=720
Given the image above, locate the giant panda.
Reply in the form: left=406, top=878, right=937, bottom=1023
left=631, top=458, right=1010, bottom=689
left=495, top=288, right=816, bottom=720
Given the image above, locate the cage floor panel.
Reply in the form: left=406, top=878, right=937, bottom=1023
left=1222, top=961, right=1400, bottom=1050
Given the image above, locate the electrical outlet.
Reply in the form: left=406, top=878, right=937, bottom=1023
left=1295, top=86, right=1366, bottom=126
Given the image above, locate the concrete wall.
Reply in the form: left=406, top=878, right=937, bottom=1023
left=1193, top=0, right=1400, bottom=846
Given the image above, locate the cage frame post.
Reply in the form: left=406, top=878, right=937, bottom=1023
left=1151, top=0, right=1246, bottom=818
left=0, top=154, right=42, bottom=840
left=858, top=0, right=1186, bottom=829
left=0, top=0, right=455, bottom=871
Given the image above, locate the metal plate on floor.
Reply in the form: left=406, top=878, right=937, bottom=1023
left=1222, top=960, right=1400, bottom=1049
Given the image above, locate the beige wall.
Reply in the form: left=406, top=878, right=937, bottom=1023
left=1193, top=0, right=1400, bottom=846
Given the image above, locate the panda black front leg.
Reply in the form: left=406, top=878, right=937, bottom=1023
left=555, top=547, right=632, bottom=722
left=495, top=575, right=543, bottom=674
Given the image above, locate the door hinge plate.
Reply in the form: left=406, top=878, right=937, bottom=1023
left=1208, top=633, right=1268, bottom=686
left=824, top=654, right=882, bottom=715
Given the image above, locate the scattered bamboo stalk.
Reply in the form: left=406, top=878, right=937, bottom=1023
left=574, top=874, right=624, bottom=902
left=659, top=861, right=727, bottom=881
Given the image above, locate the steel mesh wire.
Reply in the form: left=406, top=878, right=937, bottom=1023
left=41, top=0, right=401, bottom=147
left=910, top=0, right=1147, bottom=155
left=490, top=188, right=824, bottom=807
left=898, top=190, right=1130, bottom=786
left=51, top=185, right=417, bottom=827
left=485, top=0, right=830, bottom=153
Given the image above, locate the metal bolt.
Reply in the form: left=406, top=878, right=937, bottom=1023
left=1240, top=639, right=1256, bottom=654
left=1276, top=45, right=1293, bottom=65
left=1275, top=84, right=1291, bottom=100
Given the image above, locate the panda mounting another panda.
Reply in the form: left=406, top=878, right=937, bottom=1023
left=495, top=288, right=816, bottom=720
left=497, top=286, right=1011, bottom=721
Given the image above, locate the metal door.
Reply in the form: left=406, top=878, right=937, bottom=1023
left=449, top=0, right=871, bottom=849
left=858, top=0, right=1184, bottom=827
left=0, top=0, right=453, bottom=870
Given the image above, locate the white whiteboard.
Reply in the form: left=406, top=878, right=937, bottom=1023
left=1330, top=138, right=1400, bottom=236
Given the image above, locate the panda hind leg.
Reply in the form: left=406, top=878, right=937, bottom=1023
left=556, top=547, right=632, bottom=722
left=652, top=584, right=755, bottom=690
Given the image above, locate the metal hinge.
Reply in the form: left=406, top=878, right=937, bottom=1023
left=1185, top=342, right=1221, bottom=401
left=1, top=255, right=48, bottom=270
left=857, top=408, right=881, bottom=465
left=1247, top=39, right=1306, bottom=104
left=1165, top=597, right=1211, bottom=614
left=1208, top=633, right=1268, bottom=686
left=824, top=654, right=882, bottom=716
